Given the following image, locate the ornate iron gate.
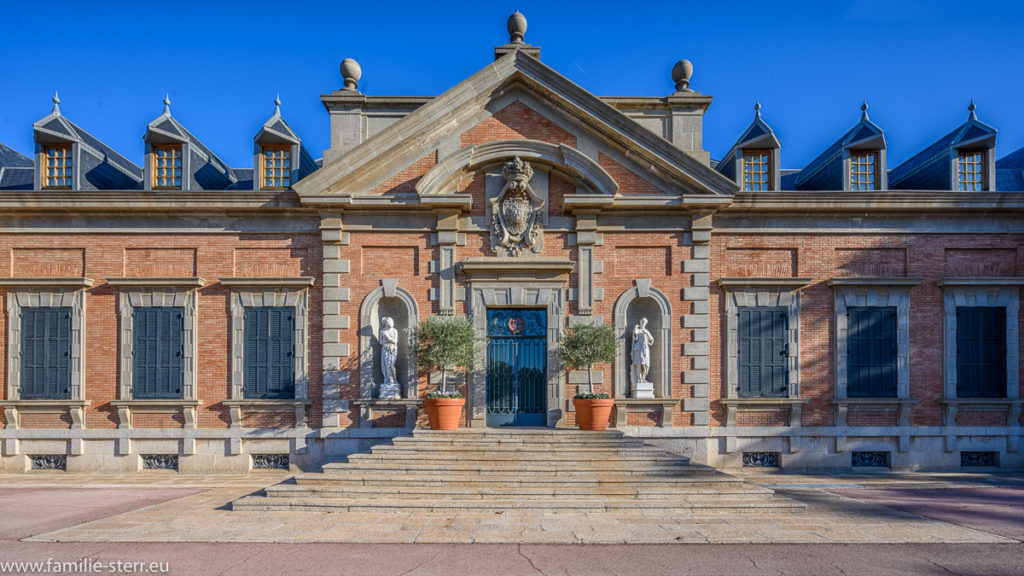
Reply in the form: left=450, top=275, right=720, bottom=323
left=486, top=309, right=546, bottom=426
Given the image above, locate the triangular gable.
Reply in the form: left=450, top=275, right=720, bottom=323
left=295, top=50, right=736, bottom=199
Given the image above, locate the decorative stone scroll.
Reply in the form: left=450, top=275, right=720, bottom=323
left=490, top=156, right=544, bottom=257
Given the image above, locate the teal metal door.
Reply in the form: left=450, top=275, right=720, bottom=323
left=486, top=309, right=546, bottom=426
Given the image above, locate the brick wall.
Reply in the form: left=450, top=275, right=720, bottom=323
left=0, top=232, right=321, bottom=430
left=710, top=234, right=1024, bottom=428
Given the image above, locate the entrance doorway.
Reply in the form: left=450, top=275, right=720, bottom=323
left=485, top=308, right=546, bottom=426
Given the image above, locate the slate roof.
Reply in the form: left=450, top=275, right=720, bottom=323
left=888, top=104, right=996, bottom=190
left=795, top=104, right=885, bottom=190
left=33, top=99, right=144, bottom=189
left=0, top=167, right=33, bottom=190
left=146, top=99, right=236, bottom=190
left=0, top=143, right=32, bottom=167
left=716, top=103, right=781, bottom=182
left=251, top=100, right=319, bottom=189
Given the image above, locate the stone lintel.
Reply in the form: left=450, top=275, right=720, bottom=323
left=219, top=277, right=315, bottom=288
left=717, top=277, right=813, bottom=289
left=0, top=277, right=95, bottom=288
left=106, top=277, right=205, bottom=288
left=937, top=277, right=1024, bottom=287
left=827, top=277, right=923, bottom=287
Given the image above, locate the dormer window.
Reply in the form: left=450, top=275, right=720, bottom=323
left=957, top=151, right=986, bottom=191
left=43, top=144, right=72, bottom=189
left=742, top=150, right=772, bottom=191
left=261, top=146, right=291, bottom=189
left=152, top=145, right=182, bottom=189
left=849, top=151, right=878, bottom=191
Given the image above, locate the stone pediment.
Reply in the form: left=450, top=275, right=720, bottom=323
left=295, top=51, right=737, bottom=202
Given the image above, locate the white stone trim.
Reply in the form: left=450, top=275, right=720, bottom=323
left=612, top=280, right=673, bottom=399
left=6, top=288, right=87, bottom=403
left=228, top=288, right=310, bottom=402
left=118, top=289, right=198, bottom=401
left=723, top=288, right=801, bottom=399
left=833, top=286, right=912, bottom=400
left=942, top=285, right=1019, bottom=400
left=358, top=280, right=419, bottom=400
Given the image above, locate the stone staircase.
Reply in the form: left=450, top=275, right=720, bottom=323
left=233, top=429, right=804, bottom=514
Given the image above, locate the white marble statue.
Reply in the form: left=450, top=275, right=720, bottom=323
left=630, top=318, right=655, bottom=399
left=378, top=316, right=400, bottom=399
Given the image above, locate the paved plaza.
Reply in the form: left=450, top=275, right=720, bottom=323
left=0, top=471, right=1023, bottom=574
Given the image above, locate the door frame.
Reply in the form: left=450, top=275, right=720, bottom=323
left=485, top=308, right=548, bottom=426
left=464, top=261, right=572, bottom=428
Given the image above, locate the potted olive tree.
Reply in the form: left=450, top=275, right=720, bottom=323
left=560, top=321, right=617, bottom=430
left=417, top=315, right=475, bottom=430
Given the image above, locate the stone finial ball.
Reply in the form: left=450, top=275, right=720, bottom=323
left=507, top=11, right=527, bottom=43
left=672, top=59, right=694, bottom=92
left=340, top=58, right=362, bottom=91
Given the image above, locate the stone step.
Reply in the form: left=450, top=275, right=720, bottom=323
left=410, top=429, right=627, bottom=439
left=294, top=473, right=737, bottom=487
left=373, top=445, right=675, bottom=455
left=264, top=484, right=775, bottom=499
left=233, top=495, right=804, bottom=513
left=319, top=463, right=706, bottom=476
left=390, top=438, right=649, bottom=448
left=346, top=454, right=691, bottom=465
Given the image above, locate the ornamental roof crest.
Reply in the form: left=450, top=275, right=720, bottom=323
left=491, top=156, right=544, bottom=256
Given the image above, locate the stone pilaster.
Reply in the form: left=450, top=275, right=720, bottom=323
left=320, top=212, right=351, bottom=428
left=430, top=211, right=462, bottom=315
left=573, top=212, right=604, bottom=315
left=681, top=212, right=713, bottom=426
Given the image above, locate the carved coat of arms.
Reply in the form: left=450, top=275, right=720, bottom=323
left=490, top=156, right=544, bottom=256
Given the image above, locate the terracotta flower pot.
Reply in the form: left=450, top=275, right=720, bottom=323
left=425, top=397, right=465, bottom=430
left=572, top=398, right=615, bottom=431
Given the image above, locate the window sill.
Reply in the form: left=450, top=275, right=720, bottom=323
left=222, top=399, right=312, bottom=429
left=939, top=398, right=1023, bottom=426
left=1, top=400, right=89, bottom=430
left=109, top=399, right=201, bottom=429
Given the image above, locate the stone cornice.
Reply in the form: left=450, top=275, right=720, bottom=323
left=0, top=190, right=305, bottom=212
left=106, top=277, right=206, bottom=288
left=827, top=277, right=923, bottom=287
left=219, top=277, right=316, bottom=288
left=602, top=95, right=714, bottom=112
left=561, top=194, right=731, bottom=214
left=717, top=277, right=814, bottom=289
left=0, top=277, right=94, bottom=288
left=723, top=191, right=1024, bottom=213
left=296, top=193, right=474, bottom=212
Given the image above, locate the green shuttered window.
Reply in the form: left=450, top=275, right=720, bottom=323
left=738, top=307, right=788, bottom=398
left=847, top=307, right=897, bottom=398
left=244, top=307, right=295, bottom=399
left=956, top=307, right=1007, bottom=398
left=20, top=307, right=72, bottom=399
left=133, top=307, right=184, bottom=399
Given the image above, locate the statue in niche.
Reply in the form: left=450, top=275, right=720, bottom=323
left=378, top=316, right=400, bottom=399
left=490, top=156, right=544, bottom=257
left=630, top=318, right=655, bottom=399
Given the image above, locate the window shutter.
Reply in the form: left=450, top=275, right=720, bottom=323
left=133, top=307, right=185, bottom=399
left=20, top=307, right=72, bottom=400
left=957, top=307, right=1007, bottom=398
left=244, top=307, right=296, bottom=399
left=847, top=307, right=897, bottom=398
left=738, top=307, right=788, bottom=398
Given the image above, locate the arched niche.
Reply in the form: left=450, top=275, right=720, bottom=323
left=613, top=279, right=672, bottom=398
left=359, top=279, right=418, bottom=400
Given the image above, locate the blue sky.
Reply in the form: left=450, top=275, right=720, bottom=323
left=1, top=0, right=1022, bottom=170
